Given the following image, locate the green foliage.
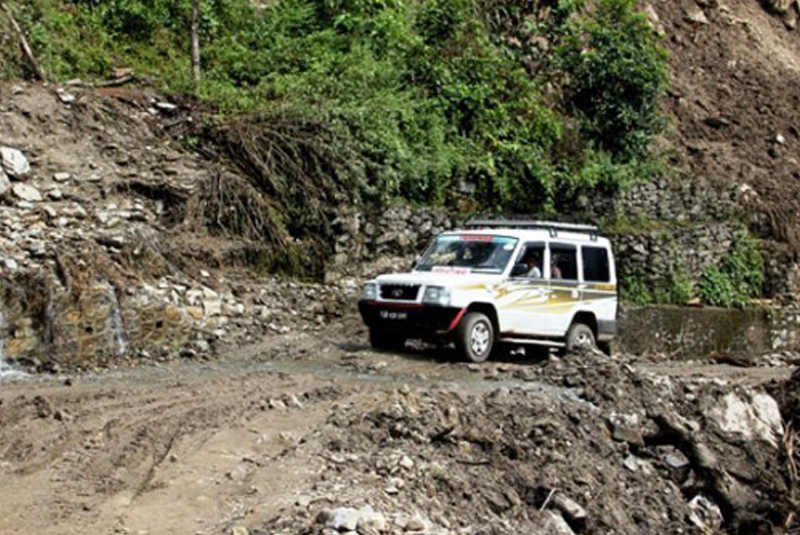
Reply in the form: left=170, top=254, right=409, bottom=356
left=622, top=269, right=694, bottom=306
left=6, top=0, right=669, bottom=210
left=558, top=0, right=668, bottom=159
left=698, top=235, right=764, bottom=308
left=621, top=275, right=652, bottom=305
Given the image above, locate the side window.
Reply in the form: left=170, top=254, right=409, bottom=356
left=582, top=246, right=610, bottom=282
left=550, top=245, right=578, bottom=281
left=515, top=244, right=545, bottom=279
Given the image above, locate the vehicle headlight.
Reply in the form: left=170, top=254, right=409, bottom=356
left=362, top=282, right=378, bottom=300
left=423, top=286, right=451, bottom=306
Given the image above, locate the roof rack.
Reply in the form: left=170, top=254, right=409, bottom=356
left=464, top=219, right=600, bottom=239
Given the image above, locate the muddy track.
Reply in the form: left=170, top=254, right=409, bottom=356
left=0, top=326, right=795, bottom=535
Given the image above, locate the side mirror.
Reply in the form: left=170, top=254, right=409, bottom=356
left=511, top=263, right=528, bottom=277
left=410, top=256, right=421, bottom=271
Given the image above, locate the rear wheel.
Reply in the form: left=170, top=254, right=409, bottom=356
left=369, top=329, right=406, bottom=351
left=565, top=322, right=596, bottom=353
left=455, top=312, right=494, bottom=363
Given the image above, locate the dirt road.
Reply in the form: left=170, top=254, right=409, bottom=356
left=0, top=323, right=795, bottom=535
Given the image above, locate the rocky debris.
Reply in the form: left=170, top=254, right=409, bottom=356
left=11, top=183, right=42, bottom=202
left=0, top=147, right=30, bottom=178
left=541, top=511, right=577, bottom=535
left=685, top=4, right=709, bottom=24
left=688, top=494, right=723, bottom=533
left=0, top=170, right=9, bottom=197
left=321, top=505, right=387, bottom=533
left=263, top=349, right=792, bottom=535
left=33, top=395, right=53, bottom=418
left=706, top=391, right=783, bottom=447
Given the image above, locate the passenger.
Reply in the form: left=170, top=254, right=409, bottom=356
left=526, top=254, right=542, bottom=279
left=551, top=255, right=563, bottom=279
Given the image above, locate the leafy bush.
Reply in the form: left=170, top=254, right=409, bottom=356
left=558, top=0, right=668, bottom=159
left=6, top=0, right=669, bottom=211
left=622, top=275, right=653, bottom=305
left=698, top=236, right=764, bottom=308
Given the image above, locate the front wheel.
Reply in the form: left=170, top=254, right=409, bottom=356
left=455, top=312, right=494, bottom=363
left=565, top=322, right=596, bottom=354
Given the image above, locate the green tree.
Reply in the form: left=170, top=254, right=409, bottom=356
left=559, top=0, right=668, bottom=159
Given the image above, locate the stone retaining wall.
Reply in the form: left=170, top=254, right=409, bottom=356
left=618, top=304, right=800, bottom=358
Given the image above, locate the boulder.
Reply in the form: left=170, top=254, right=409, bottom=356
left=1, top=147, right=30, bottom=178
left=12, top=183, right=42, bottom=202
left=708, top=392, right=783, bottom=447
left=328, top=507, right=360, bottom=531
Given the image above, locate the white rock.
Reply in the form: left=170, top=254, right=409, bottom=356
left=357, top=508, right=386, bottom=533
left=155, top=101, right=178, bottom=111
left=398, top=455, right=414, bottom=470
left=186, top=289, right=204, bottom=305
left=685, top=5, right=708, bottom=24
left=203, top=298, right=222, bottom=317
left=709, top=392, right=783, bottom=447
left=541, top=511, right=577, bottom=535
left=0, top=170, right=9, bottom=196
left=688, top=495, right=722, bottom=532
left=12, top=183, right=42, bottom=202
left=329, top=507, right=360, bottom=531
left=287, top=394, right=304, bottom=409
left=46, top=188, right=63, bottom=200
left=552, top=494, right=587, bottom=524
left=56, top=89, right=76, bottom=104
left=53, top=172, right=71, bottom=182
left=1, top=147, right=30, bottom=177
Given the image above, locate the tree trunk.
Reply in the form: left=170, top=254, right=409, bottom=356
left=191, top=0, right=201, bottom=89
left=0, top=1, right=45, bottom=81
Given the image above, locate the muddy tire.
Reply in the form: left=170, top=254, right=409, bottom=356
left=369, top=328, right=406, bottom=351
left=455, top=312, right=494, bottom=363
left=565, top=322, right=596, bottom=354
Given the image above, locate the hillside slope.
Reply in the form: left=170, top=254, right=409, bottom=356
left=653, top=0, right=800, bottom=247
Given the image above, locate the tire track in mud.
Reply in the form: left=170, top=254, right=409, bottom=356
left=0, top=367, right=346, bottom=535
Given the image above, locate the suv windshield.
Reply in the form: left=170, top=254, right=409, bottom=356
left=416, top=234, right=518, bottom=273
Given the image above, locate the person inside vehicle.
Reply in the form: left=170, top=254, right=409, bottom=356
left=551, top=254, right=563, bottom=279
left=525, top=253, right=542, bottom=279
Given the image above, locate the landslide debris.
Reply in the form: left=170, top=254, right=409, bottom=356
left=254, top=350, right=793, bottom=535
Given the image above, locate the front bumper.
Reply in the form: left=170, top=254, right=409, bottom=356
left=358, top=301, right=463, bottom=336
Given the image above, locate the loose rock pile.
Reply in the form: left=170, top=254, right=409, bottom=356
left=0, top=84, right=360, bottom=370
left=254, top=351, right=791, bottom=535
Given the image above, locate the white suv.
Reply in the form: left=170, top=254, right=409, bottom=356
left=359, top=220, right=618, bottom=362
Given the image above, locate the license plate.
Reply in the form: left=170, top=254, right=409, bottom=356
left=380, top=310, right=408, bottom=320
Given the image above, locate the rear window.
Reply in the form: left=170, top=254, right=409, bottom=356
left=582, top=246, right=610, bottom=282
left=550, top=244, right=578, bottom=281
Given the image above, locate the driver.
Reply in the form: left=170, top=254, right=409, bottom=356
left=525, top=253, right=542, bottom=279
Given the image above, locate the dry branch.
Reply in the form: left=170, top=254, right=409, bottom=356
left=191, top=0, right=201, bottom=88
left=0, top=1, right=44, bottom=80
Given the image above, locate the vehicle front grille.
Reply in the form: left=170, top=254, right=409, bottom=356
left=379, top=284, right=420, bottom=301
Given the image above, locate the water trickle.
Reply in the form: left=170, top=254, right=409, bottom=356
left=107, top=286, right=128, bottom=357
left=0, top=305, right=25, bottom=380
